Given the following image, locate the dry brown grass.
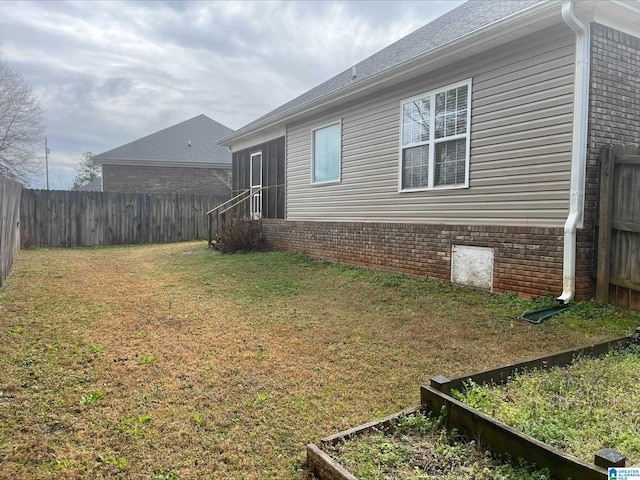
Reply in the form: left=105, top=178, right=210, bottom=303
left=0, top=242, right=637, bottom=479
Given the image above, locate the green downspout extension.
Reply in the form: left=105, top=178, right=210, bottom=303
left=520, top=304, right=571, bottom=324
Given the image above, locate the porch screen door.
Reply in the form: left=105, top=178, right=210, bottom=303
left=250, top=152, right=262, bottom=219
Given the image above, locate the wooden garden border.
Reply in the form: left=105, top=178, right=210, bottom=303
left=308, top=328, right=640, bottom=480
left=306, top=406, right=422, bottom=480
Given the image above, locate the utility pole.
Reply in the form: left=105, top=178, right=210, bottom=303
left=45, top=136, right=49, bottom=190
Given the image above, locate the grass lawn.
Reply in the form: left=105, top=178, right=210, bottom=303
left=1, top=242, right=638, bottom=479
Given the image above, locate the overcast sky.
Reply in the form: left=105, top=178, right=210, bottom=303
left=0, top=0, right=463, bottom=189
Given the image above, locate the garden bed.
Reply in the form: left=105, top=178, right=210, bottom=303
left=309, top=328, right=640, bottom=480
left=450, top=344, right=640, bottom=466
left=422, top=328, right=640, bottom=480
left=308, top=407, right=551, bottom=480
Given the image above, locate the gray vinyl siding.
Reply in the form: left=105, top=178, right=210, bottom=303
left=286, top=24, right=576, bottom=226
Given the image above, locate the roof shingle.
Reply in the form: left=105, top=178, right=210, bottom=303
left=94, top=114, right=234, bottom=165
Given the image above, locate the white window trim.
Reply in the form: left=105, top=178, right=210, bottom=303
left=311, top=120, right=342, bottom=186
left=398, top=78, right=472, bottom=192
left=250, top=151, right=262, bottom=188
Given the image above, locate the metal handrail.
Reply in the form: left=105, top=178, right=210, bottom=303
left=218, top=185, right=274, bottom=215
left=206, top=189, right=250, bottom=216
left=216, top=184, right=285, bottom=215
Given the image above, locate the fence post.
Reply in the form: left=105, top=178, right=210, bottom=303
left=596, top=144, right=615, bottom=304
left=0, top=176, right=23, bottom=286
left=144, top=194, right=151, bottom=244
left=208, top=213, right=213, bottom=247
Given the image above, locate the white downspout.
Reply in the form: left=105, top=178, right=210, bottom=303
left=558, top=1, right=590, bottom=304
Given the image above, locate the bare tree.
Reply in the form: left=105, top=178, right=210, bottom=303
left=0, top=59, right=45, bottom=185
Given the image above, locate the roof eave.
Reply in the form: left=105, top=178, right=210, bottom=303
left=94, top=159, right=231, bottom=169
left=219, top=0, right=563, bottom=147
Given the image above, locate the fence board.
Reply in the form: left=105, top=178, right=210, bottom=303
left=0, top=176, right=23, bottom=286
left=631, top=290, right=640, bottom=310
left=20, top=190, right=226, bottom=248
left=597, top=144, right=640, bottom=311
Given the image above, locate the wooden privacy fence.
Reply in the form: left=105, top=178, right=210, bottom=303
left=0, top=176, right=23, bottom=286
left=596, top=144, right=640, bottom=310
left=20, top=190, right=227, bottom=248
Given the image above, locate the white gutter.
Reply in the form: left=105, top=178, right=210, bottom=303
left=558, top=1, right=591, bottom=304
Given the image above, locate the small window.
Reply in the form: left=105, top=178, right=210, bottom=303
left=400, top=80, right=471, bottom=191
left=312, top=122, right=341, bottom=184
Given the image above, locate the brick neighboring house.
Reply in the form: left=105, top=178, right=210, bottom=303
left=94, top=114, right=234, bottom=197
left=219, top=0, right=640, bottom=302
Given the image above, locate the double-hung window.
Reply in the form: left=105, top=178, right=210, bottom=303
left=312, top=121, right=341, bottom=184
left=400, top=79, right=471, bottom=191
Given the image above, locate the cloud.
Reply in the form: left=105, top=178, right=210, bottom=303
left=0, top=0, right=462, bottom=189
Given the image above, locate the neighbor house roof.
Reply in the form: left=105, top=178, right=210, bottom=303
left=219, top=0, right=556, bottom=145
left=77, top=178, right=102, bottom=192
left=95, top=114, right=234, bottom=167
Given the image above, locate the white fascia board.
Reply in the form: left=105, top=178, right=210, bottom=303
left=221, top=1, right=563, bottom=146
left=223, top=125, right=286, bottom=152
left=96, top=159, right=231, bottom=169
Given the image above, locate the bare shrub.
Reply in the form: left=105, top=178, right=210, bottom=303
left=215, top=216, right=265, bottom=254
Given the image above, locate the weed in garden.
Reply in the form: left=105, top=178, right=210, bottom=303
left=97, top=453, right=127, bottom=470
left=138, top=355, right=156, bottom=365
left=79, top=391, right=104, bottom=405
left=253, top=391, right=268, bottom=405
left=191, top=413, right=205, bottom=427
left=118, top=415, right=152, bottom=435
left=256, top=341, right=268, bottom=361
left=153, top=469, right=179, bottom=480
left=55, top=457, right=74, bottom=469
left=454, top=380, right=492, bottom=411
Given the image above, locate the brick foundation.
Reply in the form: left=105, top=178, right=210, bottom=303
left=262, top=219, right=594, bottom=300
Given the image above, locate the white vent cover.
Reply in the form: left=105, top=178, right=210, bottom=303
left=451, top=245, right=494, bottom=291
